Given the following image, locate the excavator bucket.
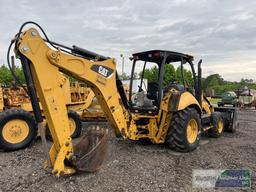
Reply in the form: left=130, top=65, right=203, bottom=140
left=71, top=126, right=108, bottom=172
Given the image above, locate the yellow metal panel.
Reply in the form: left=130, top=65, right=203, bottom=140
left=201, top=99, right=212, bottom=114
left=60, top=74, right=72, bottom=104
left=177, top=92, right=201, bottom=111
left=20, top=102, right=33, bottom=112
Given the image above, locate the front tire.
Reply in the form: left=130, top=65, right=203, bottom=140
left=208, top=112, right=224, bottom=138
left=68, top=110, right=82, bottom=138
left=166, top=108, right=201, bottom=152
left=46, top=110, right=82, bottom=140
left=0, top=109, right=37, bottom=151
left=224, top=110, right=237, bottom=133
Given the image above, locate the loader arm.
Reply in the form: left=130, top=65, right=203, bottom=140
left=15, top=28, right=129, bottom=175
left=81, top=89, right=96, bottom=109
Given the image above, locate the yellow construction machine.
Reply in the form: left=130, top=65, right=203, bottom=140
left=0, top=77, right=83, bottom=151
left=8, top=22, right=237, bottom=176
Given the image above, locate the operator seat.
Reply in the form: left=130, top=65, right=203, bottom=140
left=132, top=81, right=159, bottom=112
left=147, top=82, right=158, bottom=106
left=163, top=82, right=185, bottom=95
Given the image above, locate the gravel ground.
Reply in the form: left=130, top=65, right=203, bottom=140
left=0, top=110, right=255, bottom=192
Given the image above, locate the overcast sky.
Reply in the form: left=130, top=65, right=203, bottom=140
left=0, top=0, right=256, bottom=81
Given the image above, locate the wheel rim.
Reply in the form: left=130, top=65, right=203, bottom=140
left=217, top=119, right=224, bottom=133
left=69, top=118, right=76, bottom=136
left=186, top=119, right=198, bottom=144
left=2, top=120, right=29, bottom=144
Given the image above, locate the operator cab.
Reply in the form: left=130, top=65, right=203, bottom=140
left=128, top=50, right=199, bottom=112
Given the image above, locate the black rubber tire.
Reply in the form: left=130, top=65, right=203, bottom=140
left=46, top=110, right=82, bottom=140
left=0, top=109, right=37, bottom=151
left=166, top=108, right=201, bottom=152
left=225, top=110, right=237, bottom=133
left=68, top=110, right=82, bottom=138
left=208, top=112, right=224, bottom=138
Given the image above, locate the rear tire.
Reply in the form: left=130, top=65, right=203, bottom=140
left=68, top=110, right=82, bottom=138
left=166, top=108, right=201, bottom=152
left=208, top=112, right=224, bottom=138
left=0, top=109, right=36, bottom=151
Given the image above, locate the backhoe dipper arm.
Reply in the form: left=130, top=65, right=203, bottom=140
left=15, top=28, right=129, bottom=175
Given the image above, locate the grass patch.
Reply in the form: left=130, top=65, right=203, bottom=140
left=207, top=97, right=221, bottom=104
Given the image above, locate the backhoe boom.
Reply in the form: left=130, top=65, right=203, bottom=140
left=16, top=28, right=129, bottom=175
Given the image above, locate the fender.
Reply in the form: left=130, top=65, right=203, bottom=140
left=167, top=91, right=201, bottom=113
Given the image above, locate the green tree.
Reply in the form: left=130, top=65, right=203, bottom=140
left=142, top=64, right=193, bottom=86
left=119, top=72, right=130, bottom=80
left=15, top=66, right=26, bottom=85
left=203, top=74, right=256, bottom=96
left=0, top=65, right=13, bottom=86
left=0, top=65, right=26, bottom=86
left=203, top=74, right=224, bottom=90
left=163, top=64, right=176, bottom=85
left=143, top=66, right=159, bottom=82
left=175, top=66, right=194, bottom=86
left=240, top=78, right=253, bottom=85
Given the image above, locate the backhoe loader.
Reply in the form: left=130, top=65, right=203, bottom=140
left=9, top=22, right=237, bottom=176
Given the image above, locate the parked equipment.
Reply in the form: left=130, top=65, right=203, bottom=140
left=217, top=91, right=238, bottom=107
left=0, top=78, right=90, bottom=151
left=238, top=88, right=256, bottom=109
left=9, top=22, right=237, bottom=176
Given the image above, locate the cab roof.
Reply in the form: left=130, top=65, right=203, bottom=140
left=132, top=50, right=194, bottom=64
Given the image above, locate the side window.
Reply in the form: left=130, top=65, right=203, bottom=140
left=142, top=62, right=159, bottom=84
left=167, top=62, right=194, bottom=88
left=131, top=61, right=158, bottom=93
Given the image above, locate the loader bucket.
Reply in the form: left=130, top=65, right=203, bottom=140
left=71, top=127, right=108, bottom=172
left=214, top=107, right=238, bottom=133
